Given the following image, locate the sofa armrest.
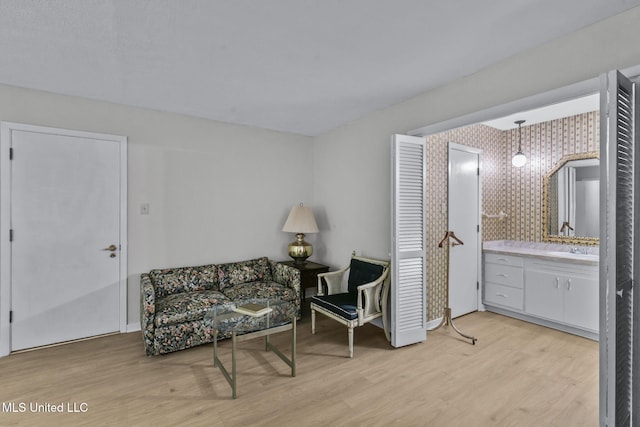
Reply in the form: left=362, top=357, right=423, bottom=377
left=270, top=260, right=301, bottom=314
left=140, top=273, right=156, bottom=356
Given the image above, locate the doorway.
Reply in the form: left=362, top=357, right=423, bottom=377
left=0, top=122, right=128, bottom=356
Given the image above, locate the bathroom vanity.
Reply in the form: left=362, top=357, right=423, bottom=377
left=482, top=240, right=598, bottom=340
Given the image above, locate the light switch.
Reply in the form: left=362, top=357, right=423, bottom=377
left=140, top=203, right=150, bottom=215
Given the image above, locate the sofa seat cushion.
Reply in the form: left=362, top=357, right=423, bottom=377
left=153, top=320, right=225, bottom=355
left=311, top=292, right=358, bottom=321
left=154, top=290, right=233, bottom=328
left=217, top=257, right=273, bottom=291
left=149, top=264, right=219, bottom=298
left=221, top=281, right=297, bottom=303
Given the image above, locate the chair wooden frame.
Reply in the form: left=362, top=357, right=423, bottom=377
left=310, top=256, right=390, bottom=357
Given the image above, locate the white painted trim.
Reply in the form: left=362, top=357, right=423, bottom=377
left=410, top=64, right=640, bottom=138
left=118, top=135, right=128, bottom=333
left=126, top=322, right=141, bottom=333
left=426, top=317, right=442, bottom=331
left=0, top=123, right=11, bottom=357
left=0, top=122, right=127, bottom=357
left=486, top=305, right=598, bottom=341
left=409, top=78, right=601, bottom=137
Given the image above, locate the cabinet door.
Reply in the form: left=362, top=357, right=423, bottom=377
left=524, top=270, right=563, bottom=322
left=562, top=276, right=599, bottom=332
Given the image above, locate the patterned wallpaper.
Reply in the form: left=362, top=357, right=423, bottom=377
left=505, top=111, right=599, bottom=241
left=423, top=110, right=598, bottom=321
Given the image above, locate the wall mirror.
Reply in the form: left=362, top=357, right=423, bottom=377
left=542, top=151, right=599, bottom=245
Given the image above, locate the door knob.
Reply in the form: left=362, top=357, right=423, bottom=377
left=102, top=244, right=117, bottom=252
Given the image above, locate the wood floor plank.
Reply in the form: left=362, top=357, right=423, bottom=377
left=0, top=312, right=598, bottom=426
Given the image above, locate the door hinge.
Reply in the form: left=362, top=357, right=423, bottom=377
left=477, top=224, right=480, bottom=233
left=9, top=311, right=13, bottom=323
left=477, top=167, right=480, bottom=176
left=9, top=229, right=13, bottom=242
left=9, top=147, right=13, bottom=160
left=477, top=281, right=480, bottom=290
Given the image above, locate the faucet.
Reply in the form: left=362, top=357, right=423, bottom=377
left=570, top=247, right=588, bottom=255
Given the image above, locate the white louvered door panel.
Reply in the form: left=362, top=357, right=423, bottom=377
left=600, top=69, right=639, bottom=427
left=391, top=134, right=427, bottom=348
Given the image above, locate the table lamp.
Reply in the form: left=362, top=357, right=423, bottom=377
left=282, top=203, right=319, bottom=264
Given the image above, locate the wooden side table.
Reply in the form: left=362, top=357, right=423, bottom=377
left=280, top=260, right=330, bottom=308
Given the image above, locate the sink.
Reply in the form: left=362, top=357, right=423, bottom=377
left=544, top=251, right=598, bottom=260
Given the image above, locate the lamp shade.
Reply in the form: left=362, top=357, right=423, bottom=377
left=512, top=119, right=526, bottom=167
left=512, top=151, right=526, bottom=167
left=282, top=204, right=319, bottom=233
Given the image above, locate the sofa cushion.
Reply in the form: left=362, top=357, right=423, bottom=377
left=217, top=257, right=273, bottom=291
left=221, top=281, right=297, bottom=303
left=153, top=320, right=222, bottom=355
left=150, top=264, right=219, bottom=298
left=154, top=290, right=233, bottom=327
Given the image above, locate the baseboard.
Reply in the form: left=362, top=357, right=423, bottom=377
left=485, top=305, right=598, bottom=341
left=126, top=322, right=141, bottom=333
left=426, top=317, right=442, bottom=331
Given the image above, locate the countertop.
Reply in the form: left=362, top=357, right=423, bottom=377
left=483, top=240, right=599, bottom=266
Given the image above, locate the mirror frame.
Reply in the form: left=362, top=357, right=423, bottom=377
left=542, top=151, right=600, bottom=245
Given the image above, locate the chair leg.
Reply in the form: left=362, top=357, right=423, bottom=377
left=348, top=326, right=354, bottom=358
left=311, top=308, right=316, bottom=335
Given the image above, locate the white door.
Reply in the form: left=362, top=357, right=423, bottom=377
left=3, top=123, right=126, bottom=352
left=599, top=69, right=639, bottom=426
left=448, top=143, right=481, bottom=317
left=390, top=134, right=427, bottom=347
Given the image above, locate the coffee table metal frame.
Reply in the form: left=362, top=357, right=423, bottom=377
left=209, top=300, right=297, bottom=399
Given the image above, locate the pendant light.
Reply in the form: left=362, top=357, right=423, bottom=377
left=512, top=119, right=526, bottom=167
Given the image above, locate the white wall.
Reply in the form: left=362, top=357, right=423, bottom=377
left=0, top=84, right=313, bottom=326
left=314, top=6, right=640, bottom=268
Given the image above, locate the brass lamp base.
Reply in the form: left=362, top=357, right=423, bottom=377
left=288, top=233, right=313, bottom=264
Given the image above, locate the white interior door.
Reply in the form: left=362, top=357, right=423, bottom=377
left=390, top=134, right=427, bottom=347
left=6, top=124, right=125, bottom=351
left=448, top=143, right=481, bottom=318
left=599, top=69, right=639, bottom=427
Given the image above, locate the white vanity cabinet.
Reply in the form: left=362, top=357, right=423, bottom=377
left=525, top=259, right=599, bottom=332
left=483, top=254, right=524, bottom=311
left=483, top=249, right=599, bottom=340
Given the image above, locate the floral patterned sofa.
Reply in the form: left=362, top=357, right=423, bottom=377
left=140, top=257, right=300, bottom=356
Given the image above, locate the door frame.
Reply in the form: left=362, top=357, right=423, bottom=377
left=0, top=122, right=128, bottom=357
left=448, top=142, right=483, bottom=315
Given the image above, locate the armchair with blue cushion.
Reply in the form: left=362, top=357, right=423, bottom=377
left=310, top=255, right=390, bottom=358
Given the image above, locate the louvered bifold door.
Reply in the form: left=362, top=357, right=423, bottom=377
left=390, top=134, right=427, bottom=348
left=600, top=70, right=638, bottom=427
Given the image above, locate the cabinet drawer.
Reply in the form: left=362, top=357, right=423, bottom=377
left=484, top=282, right=524, bottom=310
left=484, top=263, right=524, bottom=288
left=484, top=253, right=524, bottom=267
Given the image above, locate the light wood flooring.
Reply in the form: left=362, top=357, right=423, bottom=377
left=0, top=311, right=598, bottom=426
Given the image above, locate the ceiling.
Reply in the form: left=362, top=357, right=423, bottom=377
left=1, top=1, right=638, bottom=136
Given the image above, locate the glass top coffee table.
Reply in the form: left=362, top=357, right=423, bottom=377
left=204, top=299, right=297, bottom=399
